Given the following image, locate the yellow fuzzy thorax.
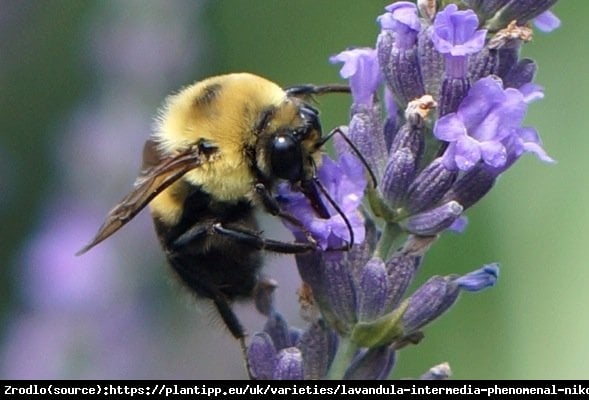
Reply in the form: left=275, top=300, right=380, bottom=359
left=148, top=73, right=298, bottom=224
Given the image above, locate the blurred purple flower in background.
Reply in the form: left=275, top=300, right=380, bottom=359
left=0, top=0, right=212, bottom=379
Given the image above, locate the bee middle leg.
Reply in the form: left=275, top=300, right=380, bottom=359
left=172, top=220, right=316, bottom=254
left=212, top=223, right=316, bottom=254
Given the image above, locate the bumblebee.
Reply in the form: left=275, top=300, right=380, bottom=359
left=78, top=73, right=353, bottom=349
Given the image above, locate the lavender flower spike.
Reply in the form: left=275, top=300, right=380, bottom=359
left=246, top=0, right=559, bottom=380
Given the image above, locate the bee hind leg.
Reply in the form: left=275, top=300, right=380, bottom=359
left=168, top=256, right=254, bottom=378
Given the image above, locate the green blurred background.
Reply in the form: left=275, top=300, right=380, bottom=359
left=0, top=0, right=586, bottom=379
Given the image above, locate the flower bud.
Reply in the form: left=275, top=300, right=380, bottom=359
left=421, top=362, right=452, bottom=380
left=406, top=158, right=457, bottom=214
left=264, top=312, right=292, bottom=351
left=247, top=333, right=277, bottom=380
left=297, top=320, right=337, bottom=380
left=357, top=258, right=389, bottom=321
left=344, top=346, right=396, bottom=380
left=273, top=348, right=304, bottom=380
left=402, top=201, right=463, bottom=236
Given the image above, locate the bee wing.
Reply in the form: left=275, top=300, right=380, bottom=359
left=76, top=139, right=215, bottom=255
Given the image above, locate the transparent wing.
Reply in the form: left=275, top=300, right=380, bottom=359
left=77, top=140, right=216, bottom=255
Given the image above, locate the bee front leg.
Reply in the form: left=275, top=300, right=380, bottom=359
left=285, top=84, right=350, bottom=98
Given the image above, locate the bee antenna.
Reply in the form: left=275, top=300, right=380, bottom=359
left=318, top=127, right=378, bottom=188
left=312, top=177, right=354, bottom=250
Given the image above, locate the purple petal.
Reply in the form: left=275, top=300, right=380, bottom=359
left=534, top=10, right=561, bottom=32
left=521, top=141, right=555, bottom=163
left=455, top=136, right=481, bottom=170
left=432, top=4, right=486, bottom=56
left=378, top=2, right=420, bottom=49
left=384, top=2, right=420, bottom=31
left=515, top=127, right=555, bottom=163
left=456, top=77, right=506, bottom=130
left=519, top=83, right=545, bottom=104
left=452, top=30, right=487, bottom=56
left=330, top=48, right=383, bottom=105
left=434, top=114, right=466, bottom=142
left=453, top=264, right=500, bottom=291
left=480, top=141, right=507, bottom=168
left=447, top=216, right=468, bottom=233
left=436, top=76, right=545, bottom=172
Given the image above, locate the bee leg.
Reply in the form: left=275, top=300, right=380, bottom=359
left=212, top=294, right=247, bottom=341
left=253, top=183, right=317, bottom=247
left=212, top=223, right=316, bottom=254
left=168, top=253, right=245, bottom=338
left=168, top=255, right=254, bottom=378
left=170, top=224, right=209, bottom=250
left=210, top=295, right=253, bottom=378
left=285, top=84, right=350, bottom=98
left=171, top=220, right=315, bottom=254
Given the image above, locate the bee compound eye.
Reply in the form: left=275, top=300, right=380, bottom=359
left=270, top=135, right=303, bottom=182
left=300, top=105, right=321, bottom=133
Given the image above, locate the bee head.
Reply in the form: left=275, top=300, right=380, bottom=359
left=255, top=101, right=330, bottom=218
left=268, top=104, right=321, bottom=181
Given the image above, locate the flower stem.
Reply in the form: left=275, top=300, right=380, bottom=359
left=375, top=222, right=404, bottom=260
left=326, top=336, right=359, bottom=379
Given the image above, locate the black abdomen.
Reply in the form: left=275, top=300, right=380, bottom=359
left=153, top=182, right=262, bottom=302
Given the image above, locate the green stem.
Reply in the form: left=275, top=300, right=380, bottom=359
left=375, top=222, right=403, bottom=260
left=326, top=336, right=359, bottom=380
